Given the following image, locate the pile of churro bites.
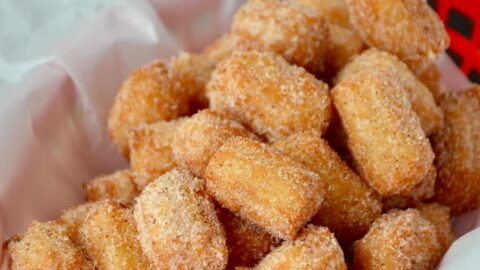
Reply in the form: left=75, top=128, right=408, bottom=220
left=8, top=0, right=480, bottom=269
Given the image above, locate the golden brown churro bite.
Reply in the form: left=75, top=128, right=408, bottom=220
left=202, top=33, right=261, bottom=65
left=134, top=168, right=228, bottom=269
left=172, top=109, right=256, bottom=177
left=79, top=200, right=149, bottom=270
left=416, top=203, right=455, bottom=259
left=59, top=203, right=97, bottom=244
left=431, top=84, right=480, bottom=215
left=325, top=24, right=364, bottom=74
left=204, top=137, right=324, bottom=240
left=253, top=225, right=347, bottom=270
left=207, top=50, right=331, bottom=142
left=171, top=52, right=216, bottom=111
left=353, top=209, right=440, bottom=270
left=337, top=48, right=443, bottom=136
left=290, top=0, right=364, bottom=74
left=290, top=0, right=350, bottom=27
left=231, top=0, right=329, bottom=74
left=217, top=207, right=281, bottom=268
left=84, top=169, right=139, bottom=205
left=332, top=70, right=435, bottom=197
left=346, top=0, right=449, bottom=70
left=108, top=59, right=189, bottom=157
left=202, top=33, right=237, bottom=64
left=129, top=119, right=183, bottom=189
left=382, top=166, right=436, bottom=211
left=8, top=221, right=93, bottom=270
left=416, top=62, right=445, bottom=102
left=273, top=131, right=382, bottom=243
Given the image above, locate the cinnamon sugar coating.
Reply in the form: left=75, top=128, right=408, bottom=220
left=207, top=50, right=331, bottom=142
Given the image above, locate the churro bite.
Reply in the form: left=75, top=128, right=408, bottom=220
left=217, top=207, right=281, bottom=269
left=207, top=50, right=331, bottom=142
left=172, top=109, right=257, bottom=177
left=171, top=52, right=216, bottom=111
left=324, top=24, right=364, bottom=75
left=346, top=0, right=449, bottom=70
left=431, top=84, right=480, bottom=215
left=79, top=200, right=149, bottom=270
left=204, top=136, right=324, bottom=240
left=382, top=165, right=436, bottom=211
left=108, top=59, right=189, bottom=157
left=128, top=119, right=183, bottom=189
left=353, top=209, right=441, bottom=270
left=290, top=0, right=350, bottom=27
left=253, top=225, right=347, bottom=270
left=203, top=32, right=262, bottom=65
left=59, top=203, right=97, bottom=244
left=290, top=0, right=364, bottom=74
left=382, top=167, right=437, bottom=212
left=134, top=168, right=228, bottom=269
left=231, top=0, right=329, bottom=74
left=416, top=62, right=445, bottom=102
left=332, top=70, right=435, bottom=197
left=416, top=203, right=455, bottom=259
left=202, top=33, right=237, bottom=64
left=337, top=48, right=443, bottom=136
left=84, top=169, right=139, bottom=205
left=273, top=131, right=382, bottom=243
left=8, top=221, right=93, bottom=270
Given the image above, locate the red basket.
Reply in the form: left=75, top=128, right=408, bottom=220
left=430, top=0, right=480, bottom=83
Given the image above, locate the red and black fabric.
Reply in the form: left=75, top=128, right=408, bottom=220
left=429, top=0, right=480, bottom=83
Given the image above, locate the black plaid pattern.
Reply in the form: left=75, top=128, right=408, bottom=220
left=447, top=8, right=474, bottom=38
left=447, top=49, right=463, bottom=66
left=469, top=69, right=480, bottom=84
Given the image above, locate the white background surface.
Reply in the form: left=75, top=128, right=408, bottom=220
left=0, top=0, right=477, bottom=269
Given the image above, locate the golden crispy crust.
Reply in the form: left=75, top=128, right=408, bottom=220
left=332, top=70, right=435, bottom=196
left=432, top=84, right=480, bottom=215
left=59, top=203, right=98, bottom=245
left=8, top=221, right=93, bottom=270
left=129, top=119, right=183, bottom=189
left=382, top=165, right=436, bottom=211
left=172, top=110, right=256, bottom=177
left=253, top=225, right=346, bottom=270
left=133, top=168, right=228, bottom=269
left=79, top=200, right=149, bottom=270
left=346, top=0, right=449, bottom=70
left=273, top=131, right=382, bottom=243
left=290, top=0, right=364, bottom=74
left=202, top=33, right=263, bottom=66
left=325, top=23, right=364, bottom=74
left=353, top=209, right=440, bottom=270
left=336, top=48, right=443, bottom=135
left=204, top=137, right=325, bottom=240
left=416, top=203, right=455, bottom=262
left=231, top=0, right=329, bottom=74
left=416, top=62, right=445, bottom=103
left=203, top=33, right=236, bottom=64
left=84, top=169, right=139, bottom=205
left=289, top=0, right=350, bottom=27
left=217, top=207, right=281, bottom=268
left=108, top=59, right=189, bottom=157
left=171, top=52, right=216, bottom=111
left=207, top=50, right=331, bottom=141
